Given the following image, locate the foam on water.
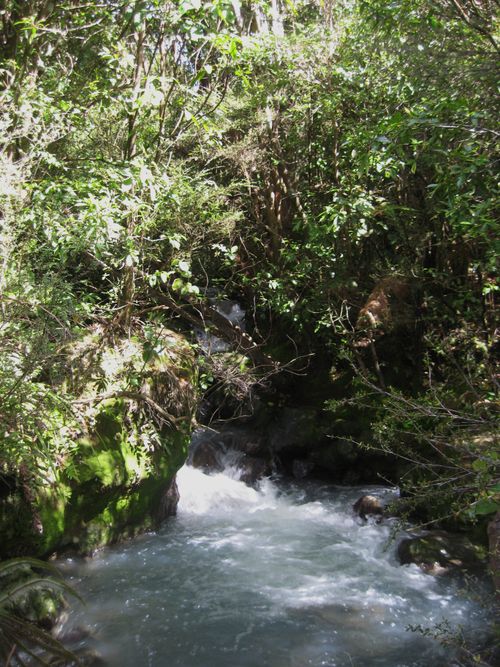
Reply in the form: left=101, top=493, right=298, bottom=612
left=176, top=465, right=267, bottom=515
left=59, top=465, right=491, bottom=667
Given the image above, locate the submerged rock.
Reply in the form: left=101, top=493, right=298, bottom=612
left=75, top=648, right=107, bottom=666
left=398, top=530, right=488, bottom=575
left=353, top=495, right=384, bottom=521
left=56, top=623, right=93, bottom=644
left=293, top=602, right=388, bottom=630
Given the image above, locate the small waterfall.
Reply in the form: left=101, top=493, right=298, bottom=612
left=176, top=464, right=268, bottom=515
left=195, top=297, right=246, bottom=353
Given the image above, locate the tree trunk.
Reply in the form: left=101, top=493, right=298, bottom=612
left=120, top=29, right=145, bottom=331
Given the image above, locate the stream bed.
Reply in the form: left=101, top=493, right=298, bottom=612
left=58, top=465, right=490, bottom=666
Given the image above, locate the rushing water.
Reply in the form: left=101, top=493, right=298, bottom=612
left=59, top=464, right=489, bottom=667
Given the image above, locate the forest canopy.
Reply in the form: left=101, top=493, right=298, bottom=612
left=0, top=0, right=498, bottom=528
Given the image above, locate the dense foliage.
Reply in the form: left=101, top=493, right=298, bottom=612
left=0, top=0, right=498, bottom=541
left=0, top=558, right=79, bottom=665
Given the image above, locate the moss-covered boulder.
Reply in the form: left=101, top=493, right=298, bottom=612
left=0, top=326, right=197, bottom=558
left=398, top=530, right=488, bottom=575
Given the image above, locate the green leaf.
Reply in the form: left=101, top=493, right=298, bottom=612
left=178, top=260, right=191, bottom=275
left=473, top=498, right=499, bottom=516
left=180, top=0, right=202, bottom=13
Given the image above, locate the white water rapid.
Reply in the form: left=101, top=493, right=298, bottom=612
left=59, top=465, right=490, bottom=667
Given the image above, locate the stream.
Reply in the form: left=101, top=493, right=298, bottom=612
left=59, top=464, right=490, bottom=667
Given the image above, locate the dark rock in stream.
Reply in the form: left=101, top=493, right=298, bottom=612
left=157, top=476, right=180, bottom=520
left=190, top=439, right=224, bottom=472
left=55, top=619, right=105, bottom=666
left=0, top=329, right=198, bottom=559
left=74, top=648, right=107, bottom=666
left=292, top=458, right=315, bottom=480
left=56, top=624, right=92, bottom=645
left=194, top=398, right=401, bottom=485
left=398, top=530, right=488, bottom=576
left=188, top=426, right=271, bottom=484
left=353, top=495, right=384, bottom=521
left=268, top=407, right=323, bottom=455
left=216, top=425, right=266, bottom=457
left=238, top=456, right=271, bottom=485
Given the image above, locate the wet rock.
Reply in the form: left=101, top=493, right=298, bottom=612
left=189, top=424, right=269, bottom=478
left=268, top=407, right=322, bottom=454
left=310, top=437, right=399, bottom=485
left=55, top=624, right=92, bottom=644
left=0, top=328, right=198, bottom=559
left=418, top=562, right=450, bottom=576
left=1, top=563, right=67, bottom=631
left=238, top=457, right=271, bottom=485
left=157, top=476, right=180, bottom=520
left=217, top=426, right=266, bottom=457
left=73, top=648, right=107, bottom=666
left=353, top=495, right=383, bottom=521
left=190, top=440, right=224, bottom=473
left=398, top=531, right=488, bottom=575
left=341, top=470, right=363, bottom=485
left=292, top=458, right=315, bottom=480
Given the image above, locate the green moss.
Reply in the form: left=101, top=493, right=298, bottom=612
left=0, top=328, right=197, bottom=559
left=398, top=531, right=488, bottom=572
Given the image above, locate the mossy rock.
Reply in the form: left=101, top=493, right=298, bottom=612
left=0, top=560, right=66, bottom=630
left=0, top=327, right=198, bottom=558
left=398, top=530, right=488, bottom=574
